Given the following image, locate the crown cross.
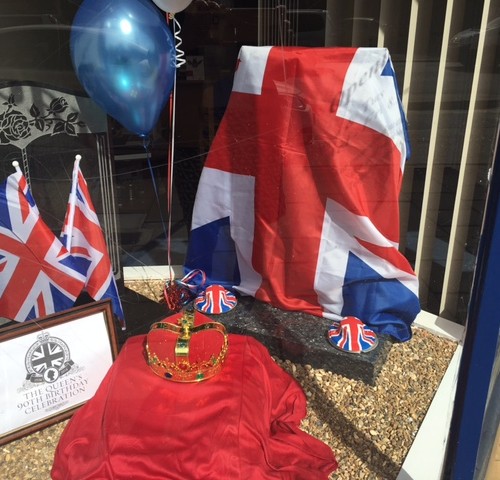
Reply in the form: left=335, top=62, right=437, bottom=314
left=175, top=311, right=195, bottom=357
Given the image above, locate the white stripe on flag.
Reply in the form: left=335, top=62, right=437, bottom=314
left=337, top=48, right=407, bottom=169
left=232, top=45, right=272, bottom=96
left=315, top=197, right=420, bottom=319
left=192, top=167, right=261, bottom=294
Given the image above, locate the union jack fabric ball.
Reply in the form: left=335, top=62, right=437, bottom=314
left=327, top=316, right=378, bottom=354
left=194, top=285, right=238, bottom=314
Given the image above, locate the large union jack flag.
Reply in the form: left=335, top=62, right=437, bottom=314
left=0, top=170, right=86, bottom=322
left=185, top=46, right=420, bottom=341
left=61, top=158, right=125, bottom=327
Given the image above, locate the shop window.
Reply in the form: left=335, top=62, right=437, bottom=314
left=0, top=0, right=499, bottom=327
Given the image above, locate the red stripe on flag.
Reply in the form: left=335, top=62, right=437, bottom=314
left=36, top=291, right=46, bottom=318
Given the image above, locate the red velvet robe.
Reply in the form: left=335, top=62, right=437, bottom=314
left=51, top=334, right=337, bottom=479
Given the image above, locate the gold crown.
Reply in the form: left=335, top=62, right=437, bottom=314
left=145, top=310, right=228, bottom=383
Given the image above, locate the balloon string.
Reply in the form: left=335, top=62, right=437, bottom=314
left=163, top=12, right=177, bottom=282
left=143, top=137, right=171, bottom=269
left=172, top=16, right=186, bottom=68
left=165, top=77, right=176, bottom=278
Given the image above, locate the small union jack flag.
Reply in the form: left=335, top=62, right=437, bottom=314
left=194, top=285, right=237, bottom=314
left=0, top=169, right=86, bottom=322
left=327, top=316, right=378, bottom=354
left=61, top=157, right=125, bottom=328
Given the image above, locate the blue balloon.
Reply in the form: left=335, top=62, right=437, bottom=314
left=70, top=0, right=176, bottom=137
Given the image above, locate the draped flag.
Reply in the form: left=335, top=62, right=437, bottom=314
left=61, top=158, right=125, bottom=328
left=0, top=168, right=86, bottom=322
left=185, top=46, right=420, bottom=341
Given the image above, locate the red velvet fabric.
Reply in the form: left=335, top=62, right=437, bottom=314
left=51, top=334, right=337, bottom=479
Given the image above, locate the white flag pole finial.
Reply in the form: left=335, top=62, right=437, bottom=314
left=12, top=161, right=21, bottom=173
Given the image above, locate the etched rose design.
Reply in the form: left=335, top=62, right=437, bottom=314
left=0, top=93, right=86, bottom=145
left=47, top=97, right=69, bottom=115
left=0, top=109, right=31, bottom=143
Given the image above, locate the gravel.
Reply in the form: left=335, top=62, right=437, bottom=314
left=1, top=281, right=457, bottom=480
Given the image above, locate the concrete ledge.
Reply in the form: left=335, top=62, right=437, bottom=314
left=414, top=310, right=465, bottom=342
left=397, top=344, right=463, bottom=480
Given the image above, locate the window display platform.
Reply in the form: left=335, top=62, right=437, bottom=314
left=118, top=287, right=393, bottom=385
left=0, top=316, right=457, bottom=480
left=214, top=296, right=393, bottom=386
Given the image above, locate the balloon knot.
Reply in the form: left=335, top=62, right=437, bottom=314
left=142, top=135, right=153, bottom=152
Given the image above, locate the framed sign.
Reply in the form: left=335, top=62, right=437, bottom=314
left=0, top=299, right=118, bottom=446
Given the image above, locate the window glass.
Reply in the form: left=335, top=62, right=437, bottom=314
left=0, top=0, right=499, bottom=327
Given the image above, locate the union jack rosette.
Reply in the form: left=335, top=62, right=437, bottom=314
left=164, top=269, right=206, bottom=312
left=194, top=285, right=238, bottom=314
left=327, top=316, right=378, bottom=354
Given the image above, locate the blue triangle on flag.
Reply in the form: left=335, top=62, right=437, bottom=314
left=342, top=251, right=420, bottom=341
left=185, top=216, right=241, bottom=288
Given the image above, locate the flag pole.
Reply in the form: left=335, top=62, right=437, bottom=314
left=65, top=155, right=81, bottom=251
